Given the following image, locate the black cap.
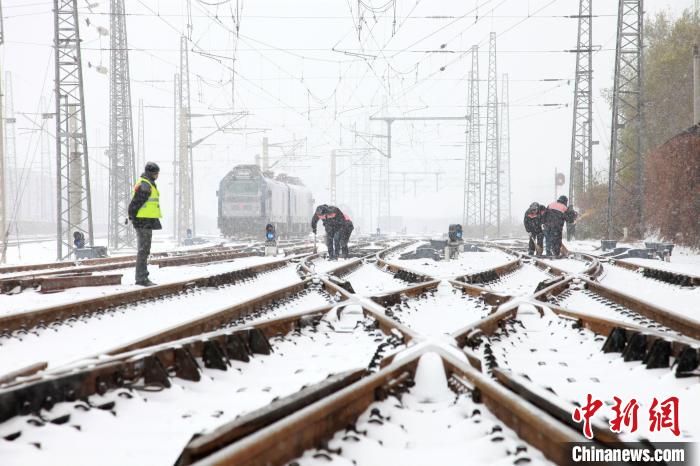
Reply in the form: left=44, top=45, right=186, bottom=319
left=145, top=161, right=160, bottom=173
left=529, top=202, right=540, bottom=212
left=557, top=195, right=568, bottom=205
left=315, top=205, right=329, bottom=215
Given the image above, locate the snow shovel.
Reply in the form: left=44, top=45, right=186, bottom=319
left=560, top=241, right=570, bottom=257
left=313, top=232, right=318, bottom=254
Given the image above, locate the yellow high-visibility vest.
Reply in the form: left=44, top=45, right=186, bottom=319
left=133, top=177, right=162, bottom=218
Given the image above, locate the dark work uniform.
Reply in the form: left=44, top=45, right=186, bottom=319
left=543, top=201, right=575, bottom=256
left=339, top=215, right=354, bottom=258
left=311, top=205, right=346, bottom=260
left=128, top=173, right=162, bottom=283
left=523, top=207, right=545, bottom=255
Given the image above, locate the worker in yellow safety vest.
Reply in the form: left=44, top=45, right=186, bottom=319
left=127, top=162, right=162, bottom=286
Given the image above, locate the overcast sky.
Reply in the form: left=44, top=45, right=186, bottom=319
left=1, top=0, right=695, bottom=236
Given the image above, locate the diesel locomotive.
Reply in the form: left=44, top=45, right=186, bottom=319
left=217, top=164, right=314, bottom=237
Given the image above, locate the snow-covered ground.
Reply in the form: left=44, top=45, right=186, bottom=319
left=387, top=248, right=516, bottom=280
left=1, top=234, right=697, bottom=464
left=598, top=264, right=700, bottom=324
left=621, top=257, right=700, bottom=277
left=0, top=264, right=312, bottom=375
left=477, top=306, right=700, bottom=442
left=344, top=263, right=408, bottom=296
left=0, top=315, right=393, bottom=466
left=385, top=281, right=491, bottom=337
left=0, top=235, right=231, bottom=266
left=292, top=352, right=553, bottom=466
left=481, top=262, right=551, bottom=296
left=556, top=287, right=679, bottom=335
left=0, top=255, right=279, bottom=317
left=538, top=256, right=591, bottom=274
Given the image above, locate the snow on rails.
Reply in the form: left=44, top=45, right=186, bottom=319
left=0, top=237, right=697, bottom=465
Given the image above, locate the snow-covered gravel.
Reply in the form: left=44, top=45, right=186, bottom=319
left=344, top=263, right=408, bottom=296
left=388, top=249, right=516, bottom=280
left=0, top=316, right=394, bottom=466
left=292, top=352, right=553, bottom=466
left=476, top=306, right=700, bottom=441
left=556, top=287, right=680, bottom=335
left=538, top=257, right=590, bottom=274
left=0, top=255, right=279, bottom=317
left=384, top=281, right=491, bottom=337
left=308, top=257, right=355, bottom=274
left=598, top=264, right=700, bottom=324
left=618, top=258, right=700, bottom=278
left=0, top=265, right=312, bottom=375
left=481, top=262, right=551, bottom=296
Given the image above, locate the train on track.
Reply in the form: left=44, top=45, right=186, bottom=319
left=217, top=164, right=315, bottom=237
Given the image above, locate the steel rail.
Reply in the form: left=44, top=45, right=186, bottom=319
left=188, top=347, right=587, bottom=466
left=532, top=275, right=700, bottom=340
left=0, top=255, right=305, bottom=335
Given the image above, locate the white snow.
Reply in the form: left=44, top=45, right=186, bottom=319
left=538, top=257, right=590, bottom=274
left=556, top=288, right=680, bottom=335
left=0, top=319, right=393, bottom=466
left=620, top=258, right=700, bottom=278
left=0, top=264, right=310, bottom=375
left=598, top=264, right=700, bottom=324
left=385, top=281, right=491, bottom=337
left=478, top=307, right=700, bottom=442
left=345, top=263, right=408, bottom=296
left=481, top=262, right=551, bottom=296
left=0, top=255, right=279, bottom=317
left=292, top=353, right=553, bottom=466
left=387, top=248, right=516, bottom=280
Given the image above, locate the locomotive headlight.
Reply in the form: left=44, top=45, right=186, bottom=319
left=265, top=223, right=276, bottom=242
left=448, top=224, right=463, bottom=242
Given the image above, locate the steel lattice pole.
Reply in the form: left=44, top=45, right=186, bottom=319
left=499, top=73, right=511, bottom=228
left=108, top=0, right=136, bottom=250
left=463, top=45, right=481, bottom=232
left=483, top=32, right=500, bottom=237
left=176, top=36, right=195, bottom=242
left=606, top=0, right=644, bottom=239
left=54, top=0, right=94, bottom=259
left=569, top=0, right=593, bottom=211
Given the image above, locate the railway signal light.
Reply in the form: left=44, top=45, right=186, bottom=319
left=448, top=224, right=463, bottom=242
left=265, top=224, right=278, bottom=256
left=265, top=224, right=276, bottom=242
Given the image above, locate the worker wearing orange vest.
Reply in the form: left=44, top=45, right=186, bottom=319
left=128, top=162, right=162, bottom=286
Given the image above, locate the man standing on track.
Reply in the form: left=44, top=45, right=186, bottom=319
left=128, top=162, right=162, bottom=286
left=523, top=202, right=545, bottom=256
left=311, top=204, right=346, bottom=260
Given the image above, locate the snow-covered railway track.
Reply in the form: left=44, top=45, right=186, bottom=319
left=462, top=305, right=700, bottom=442
left=0, top=255, right=302, bottom=334
left=0, top=305, right=407, bottom=466
left=604, top=255, right=700, bottom=287
left=0, top=259, right=316, bottom=379
left=370, top=281, right=498, bottom=337
left=190, top=349, right=580, bottom=466
left=534, top=275, right=700, bottom=340
left=0, top=243, right=245, bottom=277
